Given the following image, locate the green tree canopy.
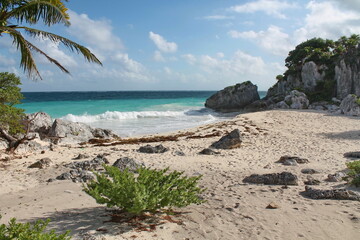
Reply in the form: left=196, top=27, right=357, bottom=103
left=0, top=0, right=102, bottom=80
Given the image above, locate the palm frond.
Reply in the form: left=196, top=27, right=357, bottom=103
left=21, top=26, right=102, bottom=65
left=8, top=0, right=70, bottom=26
left=3, top=27, right=42, bottom=80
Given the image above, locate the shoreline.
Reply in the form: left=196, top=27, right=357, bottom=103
left=1, top=109, right=359, bottom=239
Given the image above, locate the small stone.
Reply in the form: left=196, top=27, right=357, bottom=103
left=112, top=157, right=145, bottom=172
left=73, top=153, right=90, bottom=160
left=325, top=172, right=346, bottom=182
left=277, top=156, right=309, bottom=164
left=301, top=168, right=319, bottom=174
left=56, top=172, right=72, bottom=180
left=343, top=151, right=360, bottom=158
left=304, top=176, right=321, bottom=185
left=210, top=129, right=242, bottom=149
left=28, top=158, right=52, bottom=169
left=198, top=148, right=220, bottom=155
left=174, top=151, right=185, bottom=156
left=41, top=150, right=45, bottom=154
left=266, top=202, right=280, bottom=209
left=243, top=172, right=298, bottom=185
left=283, top=159, right=298, bottom=166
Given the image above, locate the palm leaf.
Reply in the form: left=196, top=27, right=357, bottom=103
left=3, top=27, right=42, bottom=80
left=7, top=0, right=70, bottom=26
left=21, top=26, right=102, bottom=65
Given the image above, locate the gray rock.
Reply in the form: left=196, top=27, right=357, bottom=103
left=28, top=158, right=52, bottom=169
left=326, top=172, right=346, bottom=182
left=304, top=176, right=321, bottom=185
left=112, top=157, right=145, bottom=172
left=304, top=186, right=360, bottom=201
left=277, top=156, right=309, bottom=164
left=56, top=172, right=72, bottom=180
left=340, top=94, right=360, bottom=116
left=65, top=155, right=109, bottom=170
left=205, top=81, right=260, bottom=112
left=49, top=119, right=117, bottom=144
left=73, top=154, right=90, bottom=160
left=210, top=129, right=242, bottom=149
left=243, top=172, right=298, bottom=185
left=273, top=101, right=290, bottom=109
left=138, top=144, right=168, bottom=153
left=283, top=159, right=298, bottom=166
left=284, top=90, right=309, bottom=109
left=344, top=151, right=360, bottom=158
left=335, top=58, right=360, bottom=99
left=199, top=148, right=220, bottom=155
left=174, top=150, right=185, bottom=156
left=26, top=112, right=53, bottom=139
left=301, top=168, right=320, bottom=174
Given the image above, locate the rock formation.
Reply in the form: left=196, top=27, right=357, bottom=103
left=205, top=81, right=260, bottom=112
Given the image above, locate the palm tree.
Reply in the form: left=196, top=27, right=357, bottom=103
left=0, top=0, right=102, bottom=80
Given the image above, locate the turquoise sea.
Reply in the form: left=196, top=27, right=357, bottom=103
left=22, top=91, right=267, bottom=137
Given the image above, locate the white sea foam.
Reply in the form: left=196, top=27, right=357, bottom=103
left=61, top=108, right=227, bottom=137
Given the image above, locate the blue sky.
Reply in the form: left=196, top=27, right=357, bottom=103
left=1, top=0, right=360, bottom=91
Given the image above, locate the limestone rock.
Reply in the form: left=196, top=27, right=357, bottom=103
left=26, top=112, right=53, bottom=139
left=205, top=81, right=260, bottom=112
left=284, top=90, right=309, bottom=109
left=266, top=202, right=280, bottom=209
left=243, top=172, right=298, bottom=185
left=304, top=176, right=321, bottom=185
left=210, top=129, right=242, bottom=149
left=304, top=186, right=360, bottom=201
left=112, top=157, right=145, bottom=172
left=301, top=168, right=320, bottom=174
left=277, top=156, right=309, bottom=165
left=326, top=172, right=346, bottom=182
left=65, top=155, right=109, bottom=171
left=344, top=151, right=360, bottom=158
left=28, top=158, right=52, bottom=169
left=138, top=144, right=168, bottom=153
left=340, top=94, right=360, bottom=116
left=49, top=119, right=117, bottom=144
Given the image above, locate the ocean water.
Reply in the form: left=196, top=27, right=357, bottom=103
left=21, top=91, right=267, bottom=137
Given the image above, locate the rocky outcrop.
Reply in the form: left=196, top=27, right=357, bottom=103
left=48, top=118, right=117, bottom=144
left=335, top=58, right=360, bottom=99
left=283, top=90, right=309, bottom=109
left=205, top=81, right=260, bottom=112
left=304, top=186, right=360, bottom=201
left=26, top=112, right=52, bottom=139
left=339, top=94, right=360, bottom=116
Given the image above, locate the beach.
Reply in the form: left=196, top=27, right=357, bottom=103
left=0, top=109, right=359, bottom=240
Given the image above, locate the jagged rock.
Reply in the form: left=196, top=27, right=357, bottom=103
left=301, top=168, right=320, bottom=174
left=49, top=119, right=117, bottom=144
left=73, top=154, right=90, bottom=160
left=28, top=158, right=52, bottom=169
left=277, top=156, right=309, bottom=165
left=335, top=58, right=360, bottom=99
left=271, top=101, right=290, bottom=109
left=304, top=186, right=360, bottom=201
left=56, top=172, right=72, bottom=180
left=243, top=172, right=298, bottom=185
left=112, top=157, right=145, bottom=172
left=340, top=94, right=360, bottom=116
left=205, top=81, right=260, bottom=112
left=284, top=90, right=309, bottom=109
left=326, top=172, right=346, bottom=182
left=344, top=151, right=360, bottom=158
left=56, top=169, right=95, bottom=182
left=138, top=144, right=168, bottom=153
left=244, top=100, right=269, bottom=112
left=304, top=176, right=321, bottom=185
left=199, top=148, right=220, bottom=155
left=26, top=112, right=53, bottom=139
left=210, top=129, right=242, bottom=149
left=65, top=155, right=109, bottom=170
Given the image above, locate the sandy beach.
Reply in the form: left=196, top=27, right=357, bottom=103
left=0, top=109, right=359, bottom=240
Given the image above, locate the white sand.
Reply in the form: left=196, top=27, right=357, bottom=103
left=0, top=110, right=359, bottom=240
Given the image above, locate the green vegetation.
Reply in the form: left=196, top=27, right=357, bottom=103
left=278, top=35, right=360, bottom=102
left=0, top=0, right=101, bottom=80
left=0, top=217, right=71, bottom=240
left=345, top=161, right=360, bottom=187
left=84, top=165, right=206, bottom=215
left=0, top=72, right=25, bottom=135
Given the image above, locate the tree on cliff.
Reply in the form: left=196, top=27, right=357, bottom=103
left=0, top=0, right=102, bottom=80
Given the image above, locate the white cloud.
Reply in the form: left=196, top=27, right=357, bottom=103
left=68, top=10, right=124, bottom=52
left=229, top=25, right=293, bottom=56
left=181, top=54, right=197, bottom=65
left=332, top=0, right=360, bottom=12
left=294, top=1, right=360, bottom=42
left=229, top=0, right=297, bottom=19
left=153, top=51, right=165, bottom=62
left=0, top=54, right=16, bottom=66
left=149, top=32, right=178, bottom=53
left=203, top=15, right=234, bottom=20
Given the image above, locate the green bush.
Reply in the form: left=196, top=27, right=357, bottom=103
left=345, top=161, right=360, bottom=187
left=0, top=217, right=71, bottom=240
left=84, top=166, right=206, bottom=215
